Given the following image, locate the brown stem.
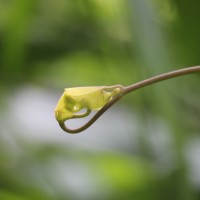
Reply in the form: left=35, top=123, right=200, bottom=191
left=123, top=66, right=200, bottom=94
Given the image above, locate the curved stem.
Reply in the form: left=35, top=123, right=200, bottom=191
left=123, top=66, right=200, bottom=94
left=59, top=95, right=122, bottom=134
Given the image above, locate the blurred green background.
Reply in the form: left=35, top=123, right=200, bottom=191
left=0, top=0, right=200, bottom=199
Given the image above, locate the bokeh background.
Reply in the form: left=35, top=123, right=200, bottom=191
left=0, top=0, right=200, bottom=199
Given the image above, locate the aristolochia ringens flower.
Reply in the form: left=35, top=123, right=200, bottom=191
left=55, top=85, right=123, bottom=123
left=54, top=66, right=200, bottom=133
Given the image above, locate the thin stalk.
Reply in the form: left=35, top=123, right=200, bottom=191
left=123, top=66, right=200, bottom=94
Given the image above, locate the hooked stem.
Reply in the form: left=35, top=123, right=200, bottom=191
left=59, top=94, right=122, bottom=133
